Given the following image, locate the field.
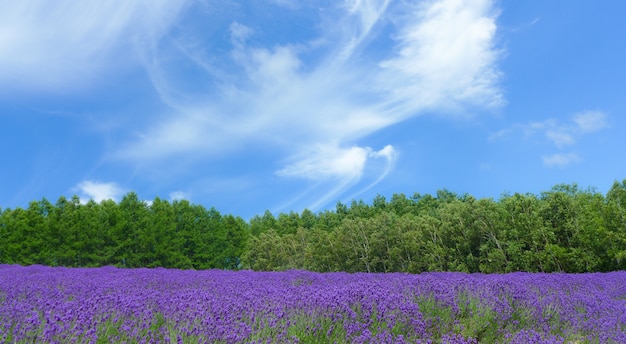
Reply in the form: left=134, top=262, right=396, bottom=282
left=1, top=265, right=625, bottom=343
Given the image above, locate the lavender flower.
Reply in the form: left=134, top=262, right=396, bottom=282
left=1, top=265, right=624, bottom=343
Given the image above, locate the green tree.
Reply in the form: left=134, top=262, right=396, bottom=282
left=389, top=193, right=413, bottom=216
left=304, top=228, right=335, bottom=271
left=146, top=197, right=192, bottom=268
left=249, top=210, right=277, bottom=236
left=174, top=202, right=218, bottom=269
left=116, top=192, right=150, bottom=267
left=216, top=215, right=249, bottom=269
left=437, top=198, right=481, bottom=272
left=52, top=195, right=90, bottom=267
left=95, top=199, right=122, bottom=266
left=315, top=209, right=342, bottom=232
left=413, top=214, right=449, bottom=272
left=243, top=229, right=290, bottom=271
left=300, top=208, right=317, bottom=230
left=538, top=184, right=605, bottom=272
left=2, top=205, right=44, bottom=265
left=276, top=211, right=300, bottom=235
left=333, top=217, right=377, bottom=272
left=605, top=180, right=626, bottom=268
left=500, top=193, right=553, bottom=272
left=368, top=212, right=402, bottom=272
left=76, top=199, right=108, bottom=267
left=474, top=198, right=509, bottom=273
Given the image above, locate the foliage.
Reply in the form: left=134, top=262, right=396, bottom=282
left=1, top=180, right=625, bottom=273
left=244, top=181, right=626, bottom=273
left=0, top=194, right=249, bottom=270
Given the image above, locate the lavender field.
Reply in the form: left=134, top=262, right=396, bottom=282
left=1, top=265, right=625, bottom=343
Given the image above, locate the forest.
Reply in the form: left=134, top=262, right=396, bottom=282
left=1, top=180, right=625, bottom=273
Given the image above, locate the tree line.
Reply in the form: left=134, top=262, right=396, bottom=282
left=1, top=181, right=625, bottom=273
left=0, top=193, right=247, bottom=269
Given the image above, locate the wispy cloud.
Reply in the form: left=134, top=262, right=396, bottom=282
left=117, top=0, right=502, bottom=209
left=545, top=127, right=576, bottom=148
left=276, top=144, right=397, bottom=209
left=378, top=0, right=503, bottom=114
left=74, top=181, right=124, bottom=203
left=491, top=111, right=609, bottom=167
left=0, top=0, right=188, bottom=91
left=277, top=144, right=372, bottom=181
left=491, top=111, right=609, bottom=147
left=7, top=0, right=503, bottom=210
left=573, top=111, right=608, bottom=133
left=169, top=191, right=189, bottom=201
left=542, top=153, right=581, bottom=167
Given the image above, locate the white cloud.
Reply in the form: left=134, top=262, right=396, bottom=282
left=573, top=111, right=608, bottom=133
left=277, top=144, right=371, bottom=181
left=16, top=0, right=500, bottom=209
left=370, top=144, right=397, bottom=160
left=121, top=0, right=502, bottom=157
left=169, top=191, right=189, bottom=201
left=525, top=111, right=608, bottom=147
left=379, top=0, right=503, bottom=114
left=542, top=153, right=581, bottom=167
left=545, top=129, right=575, bottom=148
left=492, top=111, right=609, bottom=148
left=277, top=144, right=397, bottom=182
left=115, top=113, right=223, bottom=161
left=114, top=0, right=502, bottom=209
left=523, top=120, right=554, bottom=137
left=492, top=111, right=609, bottom=169
left=267, top=0, right=301, bottom=9
left=277, top=143, right=397, bottom=210
left=337, top=0, right=392, bottom=62
left=0, top=0, right=188, bottom=91
left=75, top=181, right=124, bottom=203
left=345, top=144, right=398, bottom=200
left=487, top=128, right=513, bottom=142
left=229, top=22, right=253, bottom=46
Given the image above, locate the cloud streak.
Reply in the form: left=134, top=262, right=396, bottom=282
left=378, top=0, right=503, bottom=115
left=542, top=153, right=581, bottom=167
left=277, top=144, right=372, bottom=181
left=490, top=111, right=609, bottom=167
left=75, top=181, right=124, bottom=203
left=275, top=144, right=397, bottom=210
left=120, top=0, right=502, bottom=209
left=6, top=0, right=504, bottom=210
left=0, top=0, right=188, bottom=92
left=491, top=111, right=609, bottom=146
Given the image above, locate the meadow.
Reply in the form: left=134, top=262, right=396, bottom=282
left=1, top=265, right=625, bottom=343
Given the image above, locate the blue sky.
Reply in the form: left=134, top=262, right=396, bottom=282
left=1, top=0, right=624, bottom=219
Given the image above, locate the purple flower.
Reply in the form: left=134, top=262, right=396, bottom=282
left=1, top=265, right=624, bottom=343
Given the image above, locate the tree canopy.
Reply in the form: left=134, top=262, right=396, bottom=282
left=1, top=181, right=625, bottom=273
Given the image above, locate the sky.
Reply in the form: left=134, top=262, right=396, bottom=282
left=1, top=0, right=625, bottom=219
